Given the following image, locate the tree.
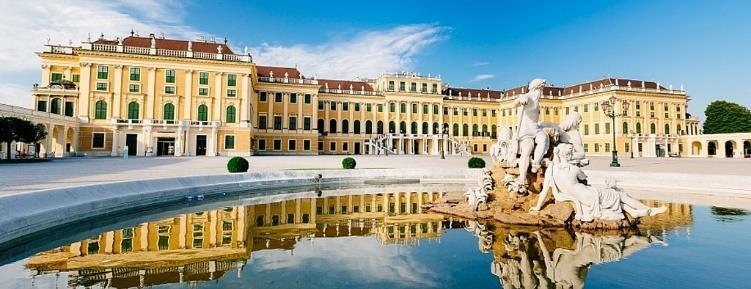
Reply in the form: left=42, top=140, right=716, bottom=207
left=703, top=101, right=751, bottom=134
left=0, top=117, right=47, bottom=159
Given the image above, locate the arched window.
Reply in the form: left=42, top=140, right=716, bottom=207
left=433, top=122, right=439, bottom=134
left=342, top=120, right=349, bottom=133
left=636, top=123, right=642, bottom=134
left=399, top=121, right=406, bottom=134
left=400, top=103, right=406, bottom=113
left=389, top=121, right=395, bottom=133
left=94, top=100, right=107, bottom=120
left=410, top=122, right=417, bottom=134
left=128, top=101, right=140, bottom=120
left=453, top=123, right=459, bottom=136
left=463, top=124, right=469, bottom=136
left=163, top=103, right=175, bottom=120
left=330, top=119, right=338, bottom=133
left=50, top=98, right=61, bottom=114
left=317, top=119, right=325, bottom=134
left=677, top=124, right=682, bottom=135
left=664, top=124, right=670, bottom=135
left=377, top=121, right=384, bottom=134
left=491, top=125, right=497, bottom=138
left=225, top=106, right=236, bottom=123
left=354, top=120, right=361, bottom=134
left=422, top=122, right=429, bottom=134
left=482, top=124, right=488, bottom=136
left=472, top=124, right=478, bottom=136
left=650, top=123, right=656, bottom=134
left=197, top=104, right=208, bottom=121
left=365, top=120, right=373, bottom=134
left=622, top=122, right=629, bottom=135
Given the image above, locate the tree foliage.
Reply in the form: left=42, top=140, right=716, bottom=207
left=0, top=117, right=47, bottom=159
left=703, top=101, right=751, bottom=134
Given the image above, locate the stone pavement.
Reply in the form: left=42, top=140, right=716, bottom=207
left=0, top=155, right=748, bottom=195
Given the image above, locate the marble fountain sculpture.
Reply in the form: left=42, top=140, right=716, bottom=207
left=437, top=78, right=666, bottom=229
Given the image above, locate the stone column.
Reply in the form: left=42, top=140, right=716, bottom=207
left=241, top=73, right=251, bottom=126
left=324, top=100, right=330, bottom=132
left=111, top=128, right=119, bottom=156
left=208, top=124, right=218, bottom=156
left=309, top=198, right=316, bottom=223
left=146, top=67, right=156, bottom=119
left=175, top=123, right=183, bottom=156
left=113, top=65, right=123, bottom=119
left=41, top=64, right=51, bottom=86
left=78, top=62, right=92, bottom=122
left=184, top=70, right=193, bottom=120
left=281, top=200, right=287, bottom=224
left=295, top=199, right=301, bottom=223
left=213, top=72, right=223, bottom=122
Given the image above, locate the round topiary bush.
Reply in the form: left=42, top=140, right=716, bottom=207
left=227, top=156, right=249, bottom=173
left=342, top=157, right=357, bottom=169
left=468, top=157, right=486, bottom=168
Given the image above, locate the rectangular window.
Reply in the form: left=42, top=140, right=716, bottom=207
left=258, top=139, right=266, bottom=151
left=483, top=109, right=487, bottom=117
left=625, top=143, right=630, bottom=153
left=584, top=124, right=590, bottom=135
left=304, top=117, right=311, bottom=130
left=72, top=74, right=80, bottom=82
left=128, top=83, right=140, bottom=93
left=50, top=73, right=63, bottom=82
left=37, top=100, right=47, bottom=112
left=273, top=139, right=281, bottom=150
left=199, top=72, right=209, bottom=85
left=289, top=116, right=297, bottom=130
left=366, top=103, right=372, bottom=112
left=583, top=104, right=589, bottom=112
left=227, top=89, right=236, bottom=97
left=164, top=86, right=175, bottom=94
left=343, top=102, right=349, bottom=111
left=342, top=142, right=349, bottom=151
left=412, top=103, right=417, bottom=113
left=410, top=82, right=417, bottom=92
left=165, top=69, right=176, bottom=83
left=432, top=83, right=438, bottom=93
left=96, top=82, right=107, bottom=91
left=290, top=93, right=297, bottom=103
left=594, top=123, right=600, bottom=134
left=605, top=143, right=611, bottom=152
left=129, top=67, right=140, bottom=81
left=92, top=133, right=105, bottom=148
left=330, top=101, right=337, bottom=111
left=605, top=123, right=611, bottom=134
left=274, top=116, right=282, bottom=130
left=97, top=65, right=108, bottom=79
left=388, top=81, right=395, bottom=91
left=258, top=115, right=267, bottom=129
left=329, top=142, right=336, bottom=151
left=377, top=104, right=383, bottom=112
left=318, top=141, right=323, bottom=151
left=227, top=74, right=237, bottom=86
left=303, top=140, right=311, bottom=150
left=354, top=103, right=360, bottom=111
left=399, top=81, right=405, bottom=91
left=289, top=139, right=297, bottom=151
left=274, top=92, right=282, bottom=102
left=421, top=83, right=428, bottom=93
left=304, top=94, right=312, bottom=104
left=473, top=109, right=478, bottom=116
left=199, top=87, right=209, bottom=96
left=318, top=101, right=324, bottom=109
left=584, top=144, right=589, bottom=152
left=423, top=104, right=429, bottom=114
left=224, top=135, right=235, bottom=149
left=260, top=91, right=267, bottom=102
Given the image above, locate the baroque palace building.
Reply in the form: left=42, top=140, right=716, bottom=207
left=30, top=33, right=698, bottom=158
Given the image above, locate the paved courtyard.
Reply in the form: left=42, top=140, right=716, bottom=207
left=1, top=155, right=749, bottom=195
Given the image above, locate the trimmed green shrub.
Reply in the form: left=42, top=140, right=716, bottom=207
left=468, top=157, right=486, bottom=168
left=227, top=157, right=249, bottom=173
left=342, top=157, right=357, bottom=169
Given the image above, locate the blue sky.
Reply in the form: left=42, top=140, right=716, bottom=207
left=1, top=0, right=749, bottom=119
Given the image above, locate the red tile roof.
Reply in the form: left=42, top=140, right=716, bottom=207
left=561, top=78, right=666, bottom=95
left=256, top=65, right=301, bottom=78
left=94, top=35, right=236, bottom=54
left=318, top=79, right=374, bottom=92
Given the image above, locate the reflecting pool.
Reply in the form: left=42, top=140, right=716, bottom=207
left=0, top=187, right=749, bottom=289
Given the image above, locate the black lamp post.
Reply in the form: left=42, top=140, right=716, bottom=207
left=600, top=96, right=630, bottom=167
left=441, top=126, right=448, bottom=159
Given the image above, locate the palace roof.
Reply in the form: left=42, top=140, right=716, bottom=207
left=318, top=79, right=374, bottom=92
left=255, top=65, right=302, bottom=78
left=94, top=35, right=236, bottom=54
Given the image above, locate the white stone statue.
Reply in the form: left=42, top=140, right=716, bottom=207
left=530, top=143, right=666, bottom=221
left=464, top=187, right=488, bottom=211
left=490, top=126, right=516, bottom=165
left=556, top=111, right=588, bottom=166
left=514, top=79, right=550, bottom=177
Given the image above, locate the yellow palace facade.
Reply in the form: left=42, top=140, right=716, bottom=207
left=32, top=33, right=695, bottom=158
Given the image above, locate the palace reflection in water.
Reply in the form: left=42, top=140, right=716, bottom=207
left=24, top=195, right=691, bottom=289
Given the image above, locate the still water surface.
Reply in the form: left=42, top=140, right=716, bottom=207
left=0, top=188, right=749, bottom=289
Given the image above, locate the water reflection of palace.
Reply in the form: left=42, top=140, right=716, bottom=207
left=25, top=191, right=447, bottom=288
left=473, top=201, right=693, bottom=289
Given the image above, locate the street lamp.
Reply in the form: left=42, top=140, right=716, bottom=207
left=441, top=126, right=448, bottom=159
left=600, top=96, right=630, bottom=167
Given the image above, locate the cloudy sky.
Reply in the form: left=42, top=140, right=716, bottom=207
left=1, top=0, right=749, bottom=118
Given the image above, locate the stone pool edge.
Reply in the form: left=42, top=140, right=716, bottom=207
left=0, top=168, right=480, bottom=245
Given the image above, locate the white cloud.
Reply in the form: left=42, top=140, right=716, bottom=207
left=0, top=1, right=201, bottom=107
left=472, top=61, right=489, bottom=67
left=470, top=74, right=495, bottom=82
left=0, top=83, right=32, bottom=107
left=251, top=24, right=449, bottom=79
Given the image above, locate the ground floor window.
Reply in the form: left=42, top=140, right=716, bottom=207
left=318, top=141, right=323, bottom=151
left=289, top=139, right=297, bottom=151
left=304, top=140, right=311, bottom=151
left=258, top=139, right=266, bottom=151
left=342, top=142, right=349, bottom=152
left=329, top=142, right=336, bottom=152
left=273, top=139, right=281, bottom=150
left=37, top=100, right=47, bottom=112
left=625, top=143, right=630, bottom=152
left=92, top=133, right=105, bottom=149
left=224, top=135, right=235, bottom=150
